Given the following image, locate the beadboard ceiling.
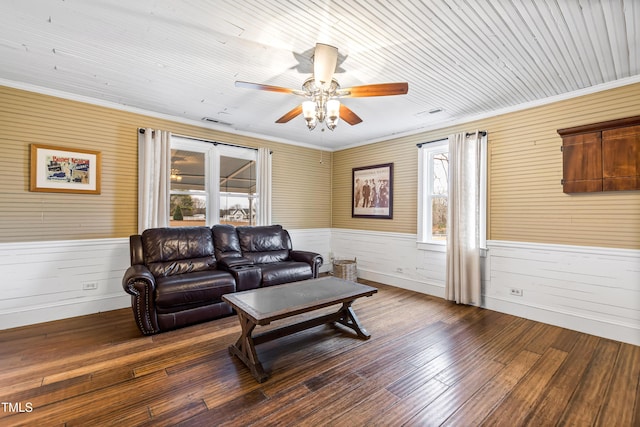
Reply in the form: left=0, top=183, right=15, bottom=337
left=0, top=1, right=638, bottom=150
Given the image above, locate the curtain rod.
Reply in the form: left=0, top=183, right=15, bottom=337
left=138, top=128, right=266, bottom=153
left=416, top=131, right=487, bottom=148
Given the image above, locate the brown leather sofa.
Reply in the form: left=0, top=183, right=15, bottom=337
left=122, top=224, right=323, bottom=335
left=212, top=224, right=322, bottom=287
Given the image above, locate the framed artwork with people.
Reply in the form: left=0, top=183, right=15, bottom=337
left=352, top=163, right=393, bottom=219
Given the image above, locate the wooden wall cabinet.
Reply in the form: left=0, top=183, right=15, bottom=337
left=558, top=116, right=640, bottom=193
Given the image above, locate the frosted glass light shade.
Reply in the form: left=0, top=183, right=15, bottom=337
left=326, top=99, right=340, bottom=121
left=302, top=101, right=316, bottom=119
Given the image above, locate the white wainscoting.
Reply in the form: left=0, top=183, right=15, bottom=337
left=3, top=230, right=638, bottom=346
left=331, top=229, right=640, bottom=346
left=0, top=228, right=333, bottom=331
left=331, top=228, right=449, bottom=297
left=0, top=238, right=131, bottom=330
left=287, top=228, right=333, bottom=274
left=485, top=240, right=640, bottom=346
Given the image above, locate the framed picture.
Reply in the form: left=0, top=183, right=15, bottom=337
left=30, top=144, right=101, bottom=194
left=352, top=163, right=393, bottom=219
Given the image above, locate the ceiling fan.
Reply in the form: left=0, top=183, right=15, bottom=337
left=235, top=43, right=409, bottom=131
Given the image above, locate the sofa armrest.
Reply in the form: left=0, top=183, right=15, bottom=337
left=122, top=264, right=156, bottom=293
left=122, top=264, right=159, bottom=335
left=290, top=250, right=324, bottom=278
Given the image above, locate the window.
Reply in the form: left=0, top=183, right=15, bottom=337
left=418, top=139, right=449, bottom=248
left=417, top=137, right=487, bottom=251
left=170, top=137, right=257, bottom=227
left=170, top=148, right=207, bottom=226
left=218, top=152, right=257, bottom=226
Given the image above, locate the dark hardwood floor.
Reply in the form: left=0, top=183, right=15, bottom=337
left=1, top=280, right=638, bottom=426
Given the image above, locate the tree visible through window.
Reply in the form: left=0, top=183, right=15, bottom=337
left=431, top=152, right=449, bottom=240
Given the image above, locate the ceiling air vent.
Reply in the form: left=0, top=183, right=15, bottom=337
left=202, top=117, right=232, bottom=126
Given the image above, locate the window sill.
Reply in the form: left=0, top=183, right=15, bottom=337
left=417, top=242, right=447, bottom=253
left=417, top=241, right=489, bottom=257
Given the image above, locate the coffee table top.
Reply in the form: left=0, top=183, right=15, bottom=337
left=222, top=276, right=377, bottom=325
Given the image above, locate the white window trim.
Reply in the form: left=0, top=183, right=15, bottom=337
left=417, top=137, right=488, bottom=253
left=417, top=139, right=448, bottom=251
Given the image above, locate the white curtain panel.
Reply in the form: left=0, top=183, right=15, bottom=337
left=445, top=131, right=484, bottom=305
left=257, top=147, right=272, bottom=226
left=138, top=128, right=171, bottom=233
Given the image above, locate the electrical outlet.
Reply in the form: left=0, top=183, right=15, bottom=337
left=82, top=281, right=98, bottom=290
left=510, top=288, right=523, bottom=297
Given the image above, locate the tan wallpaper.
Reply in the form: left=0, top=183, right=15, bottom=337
left=3, top=83, right=638, bottom=248
left=0, top=86, right=332, bottom=242
left=332, top=83, right=640, bottom=249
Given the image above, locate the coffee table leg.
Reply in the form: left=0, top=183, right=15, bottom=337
left=335, top=301, right=371, bottom=340
left=228, top=312, right=269, bottom=383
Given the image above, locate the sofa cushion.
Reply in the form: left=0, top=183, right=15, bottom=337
left=244, top=250, right=290, bottom=264
left=259, top=261, right=312, bottom=287
left=154, top=270, right=235, bottom=309
left=236, top=225, right=287, bottom=251
left=212, top=224, right=242, bottom=259
left=141, top=227, right=216, bottom=277
left=236, top=225, right=291, bottom=263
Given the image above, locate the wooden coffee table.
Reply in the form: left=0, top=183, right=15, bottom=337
left=222, top=276, right=378, bottom=382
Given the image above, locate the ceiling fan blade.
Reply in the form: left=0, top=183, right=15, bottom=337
left=339, top=82, right=409, bottom=97
left=235, top=81, right=298, bottom=94
left=275, top=105, right=303, bottom=123
left=313, top=43, right=338, bottom=88
left=339, top=104, right=363, bottom=125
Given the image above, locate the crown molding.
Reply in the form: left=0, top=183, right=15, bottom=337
left=338, top=74, right=640, bottom=151
left=0, top=78, right=327, bottom=152
left=3, top=74, right=640, bottom=152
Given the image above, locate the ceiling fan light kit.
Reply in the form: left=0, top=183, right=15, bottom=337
left=301, top=77, right=342, bottom=131
left=235, top=43, right=408, bottom=132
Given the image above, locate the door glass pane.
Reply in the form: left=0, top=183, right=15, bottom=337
left=170, top=149, right=207, bottom=226
left=220, top=155, right=256, bottom=226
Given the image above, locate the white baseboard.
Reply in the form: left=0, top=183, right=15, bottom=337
left=485, top=295, right=640, bottom=346
left=1, top=293, right=130, bottom=330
